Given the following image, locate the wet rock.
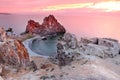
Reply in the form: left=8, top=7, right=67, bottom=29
left=25, top=15, right=66, bottom=37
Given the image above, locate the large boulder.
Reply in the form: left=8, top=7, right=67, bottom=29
left=25, top=15, right=66, bottom=37
left=0, top=27, right=30, bottom=67
left=55, top=33, right=80, bottom=66
left=0, top=39, right=30, bottom=67
left=63, top=33, right=77, bottom=49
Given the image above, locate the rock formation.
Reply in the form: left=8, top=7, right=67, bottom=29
left=25, top=15, right=66, bottom=37
left=56, top=33, right=79, bottom=66
left=0, top=27, right=7, bottom=42
left=56, top=33, right=120, bottom=66
left=79, top=38, right=120, bottom=58
left=0, top=27, right=30, bottom=68
left=0, top=39, right=30, bottom=66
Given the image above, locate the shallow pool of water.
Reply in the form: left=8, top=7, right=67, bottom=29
left=29, top=36, right=59, bottom=56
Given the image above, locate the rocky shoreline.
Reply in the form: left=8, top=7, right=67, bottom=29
left=0, top=15, right=120, bottom=80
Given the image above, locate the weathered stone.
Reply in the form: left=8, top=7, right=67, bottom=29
left=0, top=27, right=7, bottom=42
left=27, top=61, right=37, bottom=72
left=56, top=33, right=120, bottom=64
left=0, top=39, right=30, bottom=67
left=56, top=33, right=79, bottom=66
left=79, top=38, right=120, bottom=58
left=56, top=43, right=72, bottom=66
left=80, top=37, right=98, bottom=44
left=103, top=38, right=118, bottom=42
left=0, top=27, right=30, bottom=68
left=63, top=33, right=77, bottom=49
left=63, top=33, right=72, bottom=42
left=98, top=38, right=116, bottom=47
left=25, top=15, right=66, bottom=37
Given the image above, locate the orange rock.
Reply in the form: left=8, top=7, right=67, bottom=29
left=0, top=39, right=30, bottom=67
left=25, top=15, right=66, bottom=36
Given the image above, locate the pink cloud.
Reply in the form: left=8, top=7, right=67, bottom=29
left=0, top=0, right=120, bottom=13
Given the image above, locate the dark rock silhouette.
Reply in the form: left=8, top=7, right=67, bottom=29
left=25, top=15, right=66, bottom=37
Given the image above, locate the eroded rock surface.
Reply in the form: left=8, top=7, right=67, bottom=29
left=25, top=15, right=66, bottom=37
left=0, top=27, right=31, bottom=78
left=56, top=33, right=120, bottom=66
left=0, top=39, right=30, bottom=66
left=79, top=38, right=120, bottom=58
left=0, top=27, right=7, bottom=42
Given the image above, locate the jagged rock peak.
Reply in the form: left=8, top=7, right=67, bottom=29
left=24, top=15, right=66, bottom=37
left=42, top=15, right=57, bottom=26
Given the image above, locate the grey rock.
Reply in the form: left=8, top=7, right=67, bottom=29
left=79, top=38, right=120, bottom=58
left=63, top=33, right=77, bottom=49
left=56, top=33, right=120, bottom=63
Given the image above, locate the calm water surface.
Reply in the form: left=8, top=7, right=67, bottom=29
left=0, top=14, right=120, bottom=41
left=1, top=14, right=120, bottom=56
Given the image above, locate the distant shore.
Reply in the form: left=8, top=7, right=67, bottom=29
left=0, top=13, right=12, bottom=15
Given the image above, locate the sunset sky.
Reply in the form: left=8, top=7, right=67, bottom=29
left=0, top=0, right=120, bottom=13
left=0, top=0, right=120, bottom=40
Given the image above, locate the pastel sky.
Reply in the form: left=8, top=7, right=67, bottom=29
left=0, top=0, right=120, bottom=40
left=0, top=0, right=120, bottom=13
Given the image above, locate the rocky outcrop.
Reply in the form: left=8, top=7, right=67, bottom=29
left=0, top=27, right=7, bottom=42
left=56, top=33, right=120, bottom=66
left=79, top=38, right=120, bottom=58
left=56, top=33, right=80, bottom=66
left=0, top=27, right=30, bottom=67
left=63, top=33, right=77, bottom=49
left=25, top=15, right=66, bottom=37
left=0, top=27, right=34, bottom=79
left=0, top=39, right=30, bottom=67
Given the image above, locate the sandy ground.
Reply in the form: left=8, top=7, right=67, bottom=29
left=4, top=55, right=120, bottom=80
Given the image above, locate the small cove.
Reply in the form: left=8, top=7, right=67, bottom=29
left=29, top=36, right=60, bottom=56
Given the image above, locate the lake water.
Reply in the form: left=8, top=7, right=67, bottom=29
left=1, top=14, right=120, bottom=56
left=0, top=14, right=120, bottom=41
left=29, top=36, right=59, bottom=56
